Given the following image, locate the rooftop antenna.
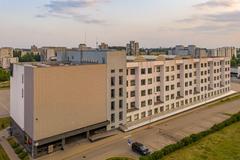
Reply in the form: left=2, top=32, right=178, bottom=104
left=84, top=32, right=87, bottom=45
left=96, top=37, right=99, bottom=49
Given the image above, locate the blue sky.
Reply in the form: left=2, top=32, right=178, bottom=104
left=0, top=0, right=240, bottom=48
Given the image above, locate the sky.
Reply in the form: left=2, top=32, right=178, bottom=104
left=0, top=0, right=240, bottom=48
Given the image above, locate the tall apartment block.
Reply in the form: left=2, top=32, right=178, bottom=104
left=126, top=41, right=140, bottom=56
left=10, top=49, right=232, bottom=158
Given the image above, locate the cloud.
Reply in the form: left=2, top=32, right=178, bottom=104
left=175, top=0, right=240, bottom=33
left=193, top=0, right=235, bottom=9
left=37, top=0, right=110, bottom=24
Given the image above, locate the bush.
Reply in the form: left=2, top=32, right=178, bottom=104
left=141, top=112, right=240, bottom=160
left=14, top=146, right=23, bottom=154
left=0, top=69, right=10, bottom=82
left=18, top=151, right=28, bottom=159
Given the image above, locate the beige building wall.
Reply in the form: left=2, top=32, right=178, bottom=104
left=25, top=64, right=107, bottom=141
left=106, top=51, right=127, bottom=130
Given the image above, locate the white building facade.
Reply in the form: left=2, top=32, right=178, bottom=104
left=124, top=56, right=231, bottom=130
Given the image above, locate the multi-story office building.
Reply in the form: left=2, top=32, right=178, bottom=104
left=123, top=55, right=231, bottom=130
left=126, top=41, right=140, bottom=56
left=208, top=47, right=237, bottom=58
left=10, top=49, right=232, bottom=157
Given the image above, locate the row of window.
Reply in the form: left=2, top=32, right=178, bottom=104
left=111, top=100, right=124, bottom=111
left=127, top=63, right=230, bottom=76
left=111, top=112, right=123, bottom=123
left=111, top=76, right=124, bottom=86
left=127, top=87, right=230, bottom=122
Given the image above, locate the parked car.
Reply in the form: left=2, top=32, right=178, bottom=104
left=132, top=142, right=150, bottom=156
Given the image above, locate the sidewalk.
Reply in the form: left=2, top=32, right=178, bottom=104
left=0, top=130, right=20, bottom=160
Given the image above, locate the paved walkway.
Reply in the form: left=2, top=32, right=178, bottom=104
left=0, top=130, right=19, bottom=160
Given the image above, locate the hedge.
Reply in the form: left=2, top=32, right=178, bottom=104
left=7, top=137, right=30, bottom=160
left=140, top=112, right=240, bottom=160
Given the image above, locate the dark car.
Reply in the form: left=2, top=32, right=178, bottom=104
left=132, top=142, right=150, bottom=156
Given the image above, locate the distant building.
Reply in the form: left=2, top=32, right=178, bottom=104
left=99, top=42, right=109, bottom=50
left=2, top=57, right=18, bottom=69
left=0, top=47, right=18, bottom=68
left=169, top=45, right=196, bottom=56
left=39, top=47, right=66, bottom=61
left=209, top=47, right=237, bottom=58
left=126, top=41, right=140, bottom=56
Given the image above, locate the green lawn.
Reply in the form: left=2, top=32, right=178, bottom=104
left=0, top=144, right=10, bottom=160
left=162, top=122, right=240, bottom=160
left=0, top=117, right=10, bottom=131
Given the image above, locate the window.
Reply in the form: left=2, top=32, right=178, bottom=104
left=166, top=66, right=169, bottom=72
left=171, top=85, right=175, bottom=90
left=177, top=74, right=180, bottom=79
left=185, top=73, right=188, bottom=78
left=141, top=90, right=146, bottom=96
left=111, top=114, right=115, bottom=123
left=166, top=76, right=169, bottom=81
left=130, top=80, right=135, bottom=86
left=111, top=89, right=115, bottom=98
left=171, top=75, right=174, bottom=81
left=148, top=78, right=152, bottom=84
left=141, top=101, right=146, bottom=107
left=131, top=102, right=135, bottom=108
left=111, top=101, right=115, bottom=110
left=148, top=68, right=152, bottom=74
left=185, top=65, right=188, bottom=70
left=119, top=88, right=123, bottom=97
left=171, top=94, right=175, bottom=99
left=156, top=96, right=161, bottom=102
left=141, top=79, right=146, bottom=85
left=177, top=65, right=181, bottom=70
left=141, top=68, right=146, bottom=74
left=119, top=76, right=123, bottom=85
left=141, top=112, right=146, bottom=118
left=119, top=100, right=123, bottom=109
left=148, top=89, right=153, bottom=95
left=156, top=66, right=161, bottom=72
left=148, top=110, right=152, bottom=116
left=177, top=82, right=181, bottom=87
left=130, top=69, right=135, bottom=75
left=119, top=69, right=123, bottom=73
left=111, top=70, right=115, bottom=73
left=166, top=95, right=169, bottom=101
left=160, top=106, right=164, bottom=112
left=148, top=99, right=153, bottom=105
left=130, top=91, right=135, bottom=97
left=166, top=86, right=169, bottom=91
left=111, top=77, right=115, bottom=86
left=156, top=86, right=160, bottom=92
left=119, top=112, right=123, bottom=121
left=171, top=66, right=175, bottom=71
left=156, top=76, right=161, bottom=82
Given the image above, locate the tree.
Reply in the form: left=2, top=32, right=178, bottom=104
left=0, top=69, right=10, bottom=82
left=19, top=53, right=35, bottom=62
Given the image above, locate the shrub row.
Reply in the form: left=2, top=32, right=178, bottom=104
left=7, top=137, right=30, bottom=160
left=140, top=112, right=240, bottom=160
